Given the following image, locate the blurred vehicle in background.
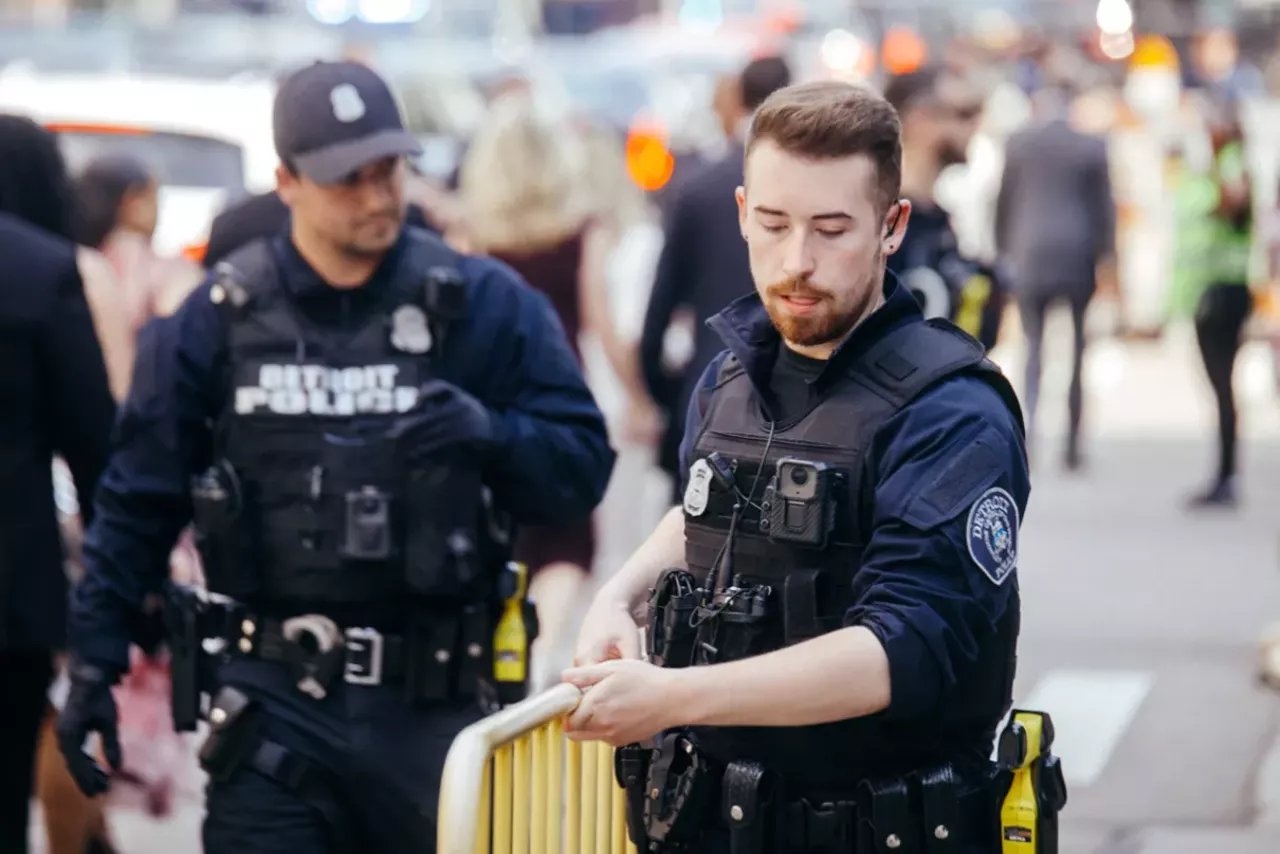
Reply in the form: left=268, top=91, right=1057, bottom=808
left=0, top=64, right=275, bottom=256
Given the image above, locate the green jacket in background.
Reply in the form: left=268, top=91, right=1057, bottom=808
left=1168, top=141, right=1253, bottom=320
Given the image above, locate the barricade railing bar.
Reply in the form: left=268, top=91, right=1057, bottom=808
left=437, top=682, right=639, bottom=854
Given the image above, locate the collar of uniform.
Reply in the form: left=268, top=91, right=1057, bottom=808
left=272, top=226, right=412, bottom=298
left=705, top=271, right=922, bottom=409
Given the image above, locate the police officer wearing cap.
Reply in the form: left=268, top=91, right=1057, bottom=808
left=564, top=81, right=1048, bottom=853
left=57, top=60, right=615, bottom=852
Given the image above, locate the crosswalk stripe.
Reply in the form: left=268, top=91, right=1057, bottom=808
left=1018, top=668, right=1155, bottom=788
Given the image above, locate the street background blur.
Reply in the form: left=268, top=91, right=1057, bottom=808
left=4, top=0, right=1280, bottom=852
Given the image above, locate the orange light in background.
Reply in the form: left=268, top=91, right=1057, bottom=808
left=881, top=26, right=927, bottom=75
left=1129, top=34, right=1180, bottom=71
left=181, top=241, right=208, bottom=264
left=1255, top=286, right=1279, bottom=320
left=625, top=122, right=675, bottom=193
left=761, top=0, right=803, bottom=34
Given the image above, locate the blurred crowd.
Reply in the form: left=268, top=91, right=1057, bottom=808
left=0, top=12, right=1278, bottom=854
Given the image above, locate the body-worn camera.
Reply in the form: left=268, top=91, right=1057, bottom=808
left=763, top=458, right=837, bottom=548
left=341, top=486, right=393, bottom=560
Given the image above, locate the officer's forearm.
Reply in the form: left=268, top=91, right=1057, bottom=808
left=673, top=626, right=891, bottom=727
left=602, top=506, right=685, bottom=614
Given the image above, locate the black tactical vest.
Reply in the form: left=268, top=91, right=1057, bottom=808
left=191, top=230, right=494, bottom=609
left=680, top=317, right=1024, bottom=792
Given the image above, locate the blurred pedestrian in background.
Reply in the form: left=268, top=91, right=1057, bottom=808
left=0, top=114, right=118, bottom=854
left=0, top=117, right=134, bottom=398
left=639, top=54, right=792, bottom=501
left=73, top=154, right=204, bottom=327
left=1171, top=98, right=1255, bottom=508
left=456, top=92, right=639, bottom=683
left=996, top=80, right=1115, bottom=471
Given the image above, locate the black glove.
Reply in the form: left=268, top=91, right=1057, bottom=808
left=56, top=658, right=122, bottom=797
left=391, top=379, right=494, bottom=461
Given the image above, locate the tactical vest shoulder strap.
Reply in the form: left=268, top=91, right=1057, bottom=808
left=212, top=238, right=278, bottom=314
left=399, top=228, right=470, bottom=338
left=851, top=317, right=1026, bottom=436
left=715, top=352, right=747, bottom=386
left=402, top=226, right=460, bottom=272
left=849, top=317, right=985, bottom=408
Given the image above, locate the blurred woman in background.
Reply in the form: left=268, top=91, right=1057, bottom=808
left=1170, top=100, right=1255, bottom=508
left=73, top=154, right=203, bottom=327
left=456, top=93, right=649, bottom=682
left=69, top=153, right=207, bottom=832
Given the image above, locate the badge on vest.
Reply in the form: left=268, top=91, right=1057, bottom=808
left=390, top=304, right=433, bottom=355
left=966, top=486, right=1018, bottom=586
left=683, top=458, right=713, bottom=517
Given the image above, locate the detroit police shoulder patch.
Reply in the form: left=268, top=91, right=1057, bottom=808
left=966, top=486, right=1019, bottom=586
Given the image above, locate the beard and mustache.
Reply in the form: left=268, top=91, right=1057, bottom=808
left=763, top=249, right=884, bottom=348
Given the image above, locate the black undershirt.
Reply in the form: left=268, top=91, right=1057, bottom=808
left=769, top=345, right=827, bottom=424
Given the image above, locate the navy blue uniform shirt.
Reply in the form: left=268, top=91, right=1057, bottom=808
left=71, top=228, right=616, bottom=674
left=679, top=274, right=1028, bottom=720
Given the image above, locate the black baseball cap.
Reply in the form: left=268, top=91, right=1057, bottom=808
left=273, top=60, right=422, bottom=184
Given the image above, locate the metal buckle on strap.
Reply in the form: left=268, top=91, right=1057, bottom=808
left=343, top=627, right=384, bottom=686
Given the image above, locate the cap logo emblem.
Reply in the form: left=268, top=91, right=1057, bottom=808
left=330, top=83, right=366, bottom=123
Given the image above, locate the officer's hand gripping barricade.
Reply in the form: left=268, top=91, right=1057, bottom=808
left=998, top=710, right=1067, bottom=854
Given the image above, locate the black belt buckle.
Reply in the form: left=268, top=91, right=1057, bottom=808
left=343, top=627, right=384, bottom=686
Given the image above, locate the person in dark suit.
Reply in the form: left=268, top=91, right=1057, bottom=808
left=0, top=188, right=116, bottom=852
left=995, top=82, right=1115, bottom=471
left=639, top=55, right=792, bottom=498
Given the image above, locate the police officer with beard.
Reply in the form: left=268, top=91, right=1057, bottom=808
left=883, top=68, right=1006, bottom=350
left=562, top=82, right=1052, bottom=853
left=56, top=61, right=614, bottom=852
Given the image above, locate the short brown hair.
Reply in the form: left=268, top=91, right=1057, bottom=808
left=745, top=81, right=902, bottom=213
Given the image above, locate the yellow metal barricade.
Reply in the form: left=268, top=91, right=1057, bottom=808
left=437, top=683, right=640, bottom=854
